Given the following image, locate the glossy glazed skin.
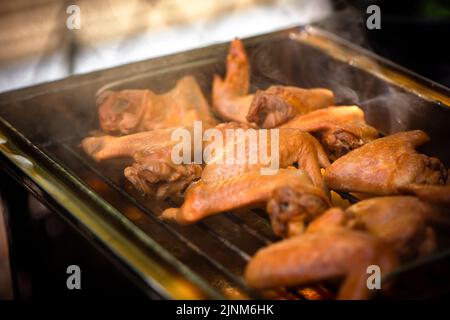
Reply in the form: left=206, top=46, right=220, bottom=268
left=325, top=130, right=447, bottom=195
left=97, top=75, right=216, bottom=134
left=280, top=106, right=379, bottom=160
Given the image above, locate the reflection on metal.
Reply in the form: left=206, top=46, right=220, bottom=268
left=11, top=154, right=34, bottom=169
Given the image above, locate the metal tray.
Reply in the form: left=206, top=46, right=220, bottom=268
left=1, top=26, right=450, bottom=299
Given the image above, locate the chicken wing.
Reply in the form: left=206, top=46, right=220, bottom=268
left=161, top=169, right=329, bottom=228
left=325, top=130, right=447, bottom=195
left=280, top=106, right=379, bottom=160
left=244, top=228, right=399, bottom=300
left=212, top=39, right=251, bottom=123
left=97, top=75, right=215, bottom=134
left=212, top=39, right=334, bottom=126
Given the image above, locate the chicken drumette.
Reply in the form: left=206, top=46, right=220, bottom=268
left=325, top=130, right=447, bottom=195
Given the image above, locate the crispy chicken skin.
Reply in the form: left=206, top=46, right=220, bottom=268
left=97, top=75, right=215, bottom=134
left=325, top=130, right=447, bottom=195
left=280, top=106, right=379, bottom=160
left=246, top=86, right=334, bottom=128
left=212, top=39, right=334, bottom=126
left=244, top=228, right=399, bottom=300
left=161, top=169, right=329, bottom=226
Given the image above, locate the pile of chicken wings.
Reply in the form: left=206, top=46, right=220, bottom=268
left=82, top=39, right=450, bottom=299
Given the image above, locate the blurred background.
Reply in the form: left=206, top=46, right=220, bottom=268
left=0, top=0, right=448, bottom=94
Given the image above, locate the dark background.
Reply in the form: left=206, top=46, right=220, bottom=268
left=330, top=0, right=450, bottom=87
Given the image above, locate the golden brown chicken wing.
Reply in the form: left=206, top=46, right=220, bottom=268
left=280, top=106, right=378, bottom=160
left=212, top=39, right=334, bottom=126
left=244, top=228, right=399, bottom=300
left=97, top=75, right=215, bottom=134
left=325, top=130, right=447, bottom=195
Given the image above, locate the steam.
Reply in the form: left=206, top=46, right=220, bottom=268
left=244, top=4, right=432, bottom=136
